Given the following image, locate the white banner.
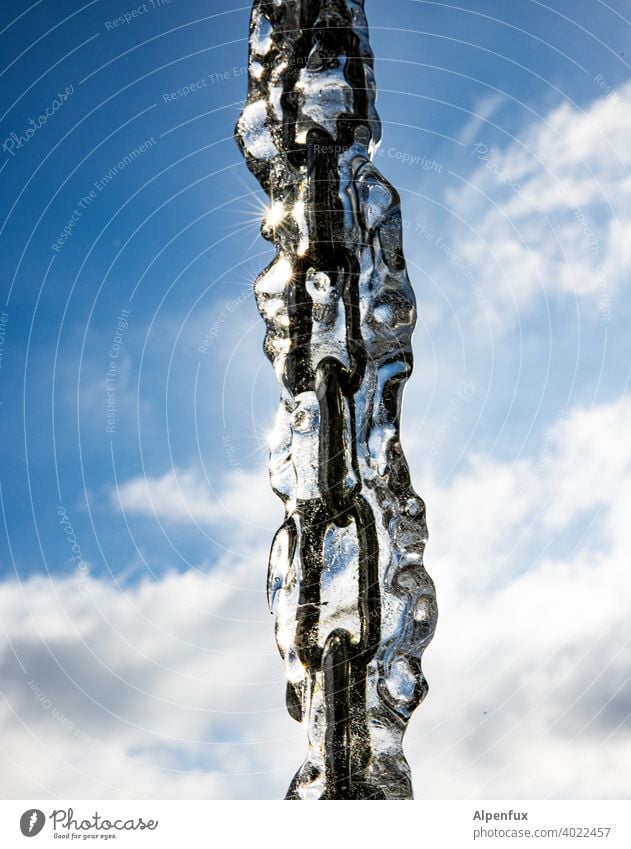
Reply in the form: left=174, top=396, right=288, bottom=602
left=1, top=800, right=629, bottom=848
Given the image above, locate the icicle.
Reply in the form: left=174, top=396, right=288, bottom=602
left=236, top=0, right=437, bottom=800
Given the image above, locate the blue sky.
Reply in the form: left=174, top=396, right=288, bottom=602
left=1, top=0, right=630, bottom=799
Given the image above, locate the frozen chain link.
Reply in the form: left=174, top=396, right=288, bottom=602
left=236, top=0, right=437, bottom=800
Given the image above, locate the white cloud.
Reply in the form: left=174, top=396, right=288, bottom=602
left=409, top=397, right=631, bottom=798
left=0, top=550, right=303, bottom=799
left=2, top=398, right=630, bottom=798
left=457, top=92, right=507, bottom=145
left=113, top=465, right=282, bottom=539
left=415, top=82, right=631, bottom=331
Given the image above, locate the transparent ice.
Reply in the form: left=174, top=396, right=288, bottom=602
left=236, top=0, right=437, bottom=800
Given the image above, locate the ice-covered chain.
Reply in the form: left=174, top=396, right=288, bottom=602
left=236, top=0, right=437, bottom=800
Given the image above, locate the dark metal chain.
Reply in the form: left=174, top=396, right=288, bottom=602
left=236, top=0, right=437, bottom=800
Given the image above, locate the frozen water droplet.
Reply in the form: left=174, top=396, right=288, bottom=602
left=238, top=101, right=278, bottom=160
left=414, top=596, right=433, bottom=623
left=252, top=13, right=273, bottom=56
left=386, top=658, right=417, bottom=703
left=406, top=497, right=422, bottom=518
left=256, top=257, right=292, bottom=295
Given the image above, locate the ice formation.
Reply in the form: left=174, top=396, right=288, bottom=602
left=236, top=0, right=437, bottom=800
